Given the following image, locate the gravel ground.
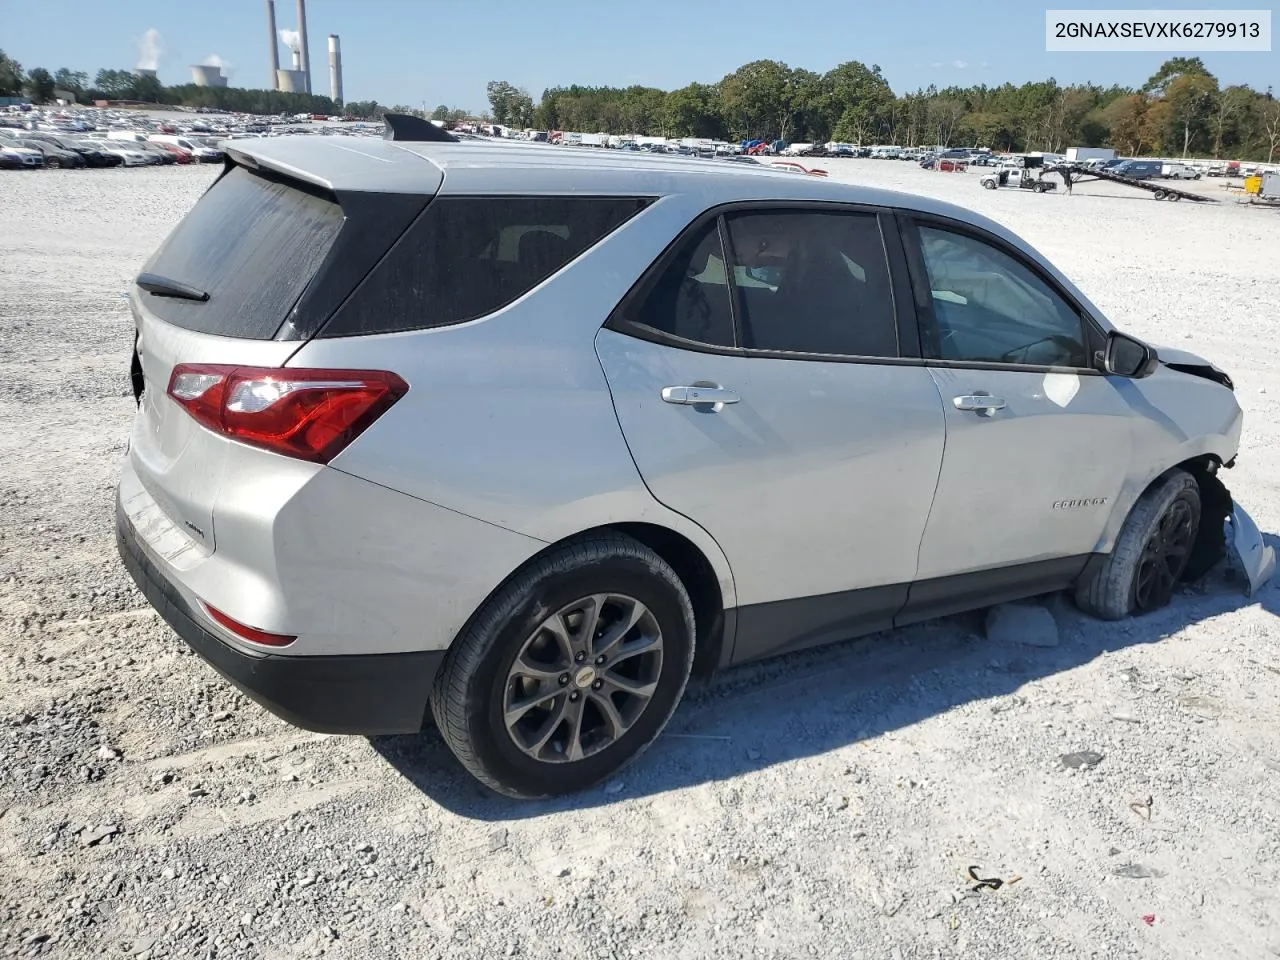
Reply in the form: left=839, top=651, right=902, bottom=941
left=1, top=159, right=1278, bottom=960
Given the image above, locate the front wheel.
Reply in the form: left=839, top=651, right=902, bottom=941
left=982, top=179, right=996, bottom=190
left=431, top=533, right=695, bottom=798
left=1075, top=470, right=1201, bottom=620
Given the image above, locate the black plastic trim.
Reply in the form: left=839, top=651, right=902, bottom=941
left=895, top=555, right=1091, bottom=627
left=116, top=498, right=441, bottom=735
left=728, top=555, right=1095, bottom=665
left=730, top=584, right=906, bottom=664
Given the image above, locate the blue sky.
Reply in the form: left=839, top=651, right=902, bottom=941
left=5, top=0, right=1276, bottom=110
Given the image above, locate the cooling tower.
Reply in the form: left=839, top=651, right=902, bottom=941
left=328, top=35, right=342, bottom=105
left=266, top=0, right=281, bottom=89
left=134, top=68, right=159, bottom=79
left=276, top=69, right=308, bottom=94
left=191, top=64, right=228, bottom=87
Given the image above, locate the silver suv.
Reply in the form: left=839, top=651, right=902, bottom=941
left=117, top=124, right=1274, bottom=798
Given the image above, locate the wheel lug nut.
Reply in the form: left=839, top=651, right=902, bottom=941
left=575, top=652, right=586, bottom=663
left=595, top=655, right=606, bottom=665
left=558, top=674, right=570, bottom=686
left=569, top=691, right=580, bottom=702
left=592, top=679, right=603, bottom=690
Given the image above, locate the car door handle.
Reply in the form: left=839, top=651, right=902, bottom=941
left=953, top=394, right=1006, bottom=416
left=661, top=385, right=740, bottom=406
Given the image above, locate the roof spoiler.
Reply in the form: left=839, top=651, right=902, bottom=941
left=383, top=113, right=459, bottom=143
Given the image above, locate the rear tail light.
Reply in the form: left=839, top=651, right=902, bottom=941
left=166, top=364, right=408, bottom=463
left=201, top=602, right=296, bottom=647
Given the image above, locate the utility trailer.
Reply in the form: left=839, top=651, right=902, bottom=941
left=1046, top=163, right=1218, bottom=203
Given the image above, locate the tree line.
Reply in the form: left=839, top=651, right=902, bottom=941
left=486, top=57, right=1280, bottom=161
left=0, top=50, right=342, bottom=116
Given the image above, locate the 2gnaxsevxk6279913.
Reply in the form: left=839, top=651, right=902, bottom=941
left=116, top=124, right=1275, bottom=798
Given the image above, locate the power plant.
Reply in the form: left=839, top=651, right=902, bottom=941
left=190, top=64, right=229, bottom=87
left=328, top=35, right=342, bottom=105
left=264, top=0, right=341, bottom=103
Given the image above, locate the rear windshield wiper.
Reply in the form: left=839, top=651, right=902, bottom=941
left=136, top=272, right=210, bottom=302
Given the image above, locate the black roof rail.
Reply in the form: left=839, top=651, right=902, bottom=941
left=382, top=113, right=459, bottom=143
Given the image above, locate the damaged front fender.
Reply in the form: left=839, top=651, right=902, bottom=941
left=1226, top=502, right=1277, bottom=597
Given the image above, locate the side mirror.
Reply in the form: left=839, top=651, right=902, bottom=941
left=1104, top=331, right=1159, bottom=379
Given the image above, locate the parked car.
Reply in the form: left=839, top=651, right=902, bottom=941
left=149, top=134, right=226, bottom=163
left=1161, top=162, right=1201, bottom=180
left=0, top=143, right=44, bottom=168
left=99, top=143, right=151, bottom=166
left=10, top=137, right=86, bottom=168
left=117, top=134, right=1274, bottom=799
left=0, top=149, right=28, bottom=170
left=27, top=133, right=120, bottom=167
left=155, top=142, right=195, bottom=164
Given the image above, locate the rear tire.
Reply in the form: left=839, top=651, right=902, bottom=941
left=46, top=159, right=61, bottom=169
left=983, top=180, right=996, bottom=190
left=430, top=533, right=695, bottom=798
left=1075, top=470, right=1201, bottom=620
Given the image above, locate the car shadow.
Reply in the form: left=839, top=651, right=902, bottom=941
left=370, top=536, right=1278, bottom=821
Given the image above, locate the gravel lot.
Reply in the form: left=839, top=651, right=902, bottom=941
left=1, top=159, right=1278, bottom=960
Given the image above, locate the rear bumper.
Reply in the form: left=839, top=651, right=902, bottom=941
left=116, top=497, right=442, bottom=735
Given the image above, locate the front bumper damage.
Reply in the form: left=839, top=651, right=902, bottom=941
left=1226, top=501, right=1276, bottom=597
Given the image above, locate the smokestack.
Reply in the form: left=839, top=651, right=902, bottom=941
left=266, top=0, right=280, bottom=90
left=328, top=35, right=342, bottom=106
left=296, top=0, right=311, bottom=93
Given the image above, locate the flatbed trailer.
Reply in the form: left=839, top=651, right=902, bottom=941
left=1047, top=163, right=1218, bottom=203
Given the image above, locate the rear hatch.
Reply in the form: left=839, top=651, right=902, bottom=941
left=128, top=143, right=439, bottom=554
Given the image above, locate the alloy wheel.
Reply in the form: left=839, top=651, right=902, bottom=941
left=503, top=593, right=663, bottom=763
left=1133, top=498, right=1195, bottom=611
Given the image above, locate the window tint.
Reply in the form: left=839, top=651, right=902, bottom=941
left=724, top=211, right=898, bottom=357
left=916, top=226, right=1087, bottom=367
left=626, top=221, right=735, bottom=348
left=139, top=167, right=343, bottom=339
left=322, top=196, right=650, bottom=338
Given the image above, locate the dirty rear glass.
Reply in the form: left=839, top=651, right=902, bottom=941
left=138, top=166, right=344, bottom=339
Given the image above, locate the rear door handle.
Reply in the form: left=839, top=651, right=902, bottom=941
left=661, top=385, right=740, bottom=406
left=953, top=394, right=1006, bottom=416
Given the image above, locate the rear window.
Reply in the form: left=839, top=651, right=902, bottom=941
left=139, top=166, right=344, bottom=339
left=320, top=196, right=651, bottom=338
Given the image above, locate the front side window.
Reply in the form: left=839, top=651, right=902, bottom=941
left=916, top=225, right=1087, bottom=367
left=724, top=210, right=898, bottom=358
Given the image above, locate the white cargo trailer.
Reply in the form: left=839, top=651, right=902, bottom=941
left=1065, top=146, right=1116, bottom=163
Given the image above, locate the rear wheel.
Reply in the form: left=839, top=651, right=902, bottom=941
left=46, top=158, right=61, bottom=169
left=1075, top=470, right=1201, bottom=620
left=1153, top=189, right=1168, bottom=200
left=982, top=180, right=996, bottom=190
left=431, top=533, right=695, bottom=798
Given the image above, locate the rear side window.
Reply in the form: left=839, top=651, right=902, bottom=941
left=321, top=196, right=651, bottom=338
left=140, top=167, right=343, bottom=339
left=724, top=210, right=898, bottom=358
left=626, top=221, right=735, bottom=348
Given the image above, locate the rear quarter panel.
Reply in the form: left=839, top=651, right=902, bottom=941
left=290, top=193, right=739, bottom=609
